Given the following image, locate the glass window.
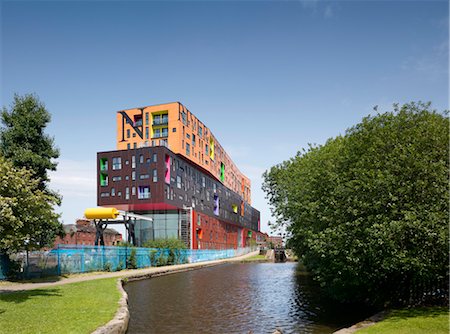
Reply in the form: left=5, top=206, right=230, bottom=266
left=100, top=173, right=108, bottom=186
left=139, top=155, right=144, bottom=163
left=132, top=171, right=136, bottom=181
left=138, top=186, right=150, bottom=199
left=154, top=128, right=161, bottom=138
left=133, top=143, right=137, bottom=149
left=112, top=157, right=122, bottom=170
left=172, top=127, right=176, bottom=133
left=153, top=153, right=157, bottom=162
left=100, top=158, right=108, bottom=171
left=125, top=187, right=129, bottom=199
left=192, top=134, right=196, bottom=147
left=127, top=143, right=130, bottom=150
left=153, top=169, right=158, bottom=182
left=176, top=175, right=182, bottom=189
left=132, top=156, right=136, bottom=168
left=132, top=186, right=136, bottom=196
left=162, top=127, right=168, bottom=137
left=127, top=129, right=130, bottom=138
left=186, top=143, right=190, bottom=156
left=145, top=112, right=149, bottom=125
left=145, top=127, right=149, bottom=139
left=111, top=188, right=115, bottom=197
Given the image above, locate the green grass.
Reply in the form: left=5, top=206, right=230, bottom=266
left=241, top=254, right=267, bottom=262
left=0, top=278, right=121, bottom=334
left=358, top=307, right=449, bottom=334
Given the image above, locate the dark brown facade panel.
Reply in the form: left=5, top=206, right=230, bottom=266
left=97, top=146, right=260, bottom=231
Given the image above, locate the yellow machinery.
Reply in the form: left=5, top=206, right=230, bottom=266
left=83, top=207, right=153, bottom=246
left=84, top=207, right=120, bottom=219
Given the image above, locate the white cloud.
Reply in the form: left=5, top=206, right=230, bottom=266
left=49, top=159, right=97, bottom=224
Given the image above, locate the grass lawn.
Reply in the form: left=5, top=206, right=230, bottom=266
left=358, top=307, right=449, bottom=334
left=0, top=278, right=120, bottom=334
left=241, top=254, right=267, bottom=262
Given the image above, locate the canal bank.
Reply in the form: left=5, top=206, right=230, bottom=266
left=92, top=250, right=259, bottom=334
left=0, top=250, right=259, bottom=334
left=124, top=261, right=377, bottom=334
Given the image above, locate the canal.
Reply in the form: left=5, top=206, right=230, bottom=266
left=125, top=262, right=376, bottom=333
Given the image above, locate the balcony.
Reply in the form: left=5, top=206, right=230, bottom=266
left=153, top=117, right=168, bottom=126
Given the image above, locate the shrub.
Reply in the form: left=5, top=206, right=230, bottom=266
left=116, top=261, right=124, bottom=271
left=143, top=238, right=187, bottom=249
left=127, top=248, right=137, bottom=269
left=263, top=102, right=449, bottom=307
left=103, top=262, right=112, bottom=272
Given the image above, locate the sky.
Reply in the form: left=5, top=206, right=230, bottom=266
left=1, top=0, right=448, bottom=235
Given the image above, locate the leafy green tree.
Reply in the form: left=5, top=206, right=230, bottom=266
left=263, top=102, right=449, bottom=306
left=1, top=94, right=59, bottom=194
left=0, top=156, right=63, bottom=252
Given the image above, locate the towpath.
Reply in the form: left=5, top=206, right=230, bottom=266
left=0, top=250, right=259, bottom=293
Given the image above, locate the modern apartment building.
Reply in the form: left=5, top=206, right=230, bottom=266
left=97, top=102, right=261, bottom=249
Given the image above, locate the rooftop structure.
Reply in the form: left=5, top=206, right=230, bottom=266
left=115, top=102, right=251, bottom=204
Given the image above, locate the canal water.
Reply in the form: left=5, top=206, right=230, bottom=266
left=125, top=262, right=375, bottom=334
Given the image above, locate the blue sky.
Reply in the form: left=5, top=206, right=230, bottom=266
left=1, top=0, right=448, bottom=234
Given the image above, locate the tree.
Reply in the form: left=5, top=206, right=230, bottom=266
left=263, top=102, right=449, bottom=307
left=0, top=156, right=63, bottom=252
left=1, top=94, right=60, bottom=193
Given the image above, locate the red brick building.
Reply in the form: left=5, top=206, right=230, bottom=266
left=54, top=219, right=122, bottom=247
left=268, top=236, right=283, bottom=248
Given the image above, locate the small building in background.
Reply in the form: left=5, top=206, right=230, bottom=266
left=256, top=232, right=269, bottom=248
left=54, top=219, right=122, bottom=247
left=268, top=236, right=283, bottom=248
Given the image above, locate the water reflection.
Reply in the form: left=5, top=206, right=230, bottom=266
left=125, top=262, right=375, bottom=334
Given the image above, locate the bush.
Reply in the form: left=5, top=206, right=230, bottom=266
left=126, top=248, right=137, bottom=269
left=116, top=261, right=124, bottom=271
left=145, top=239, right=188, bottom=266
left=143, top=238, right=187, bottom=249
left=263, top=102, right=449, bottom=307
left=103, top=262, right=112, bottom=272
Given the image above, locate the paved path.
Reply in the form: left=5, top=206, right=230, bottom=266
left=0, top=250, right=259, bottom=293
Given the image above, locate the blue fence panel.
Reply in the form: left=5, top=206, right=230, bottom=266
left=3, top=245, right=253, bottom=280
left=0, top=254, right=9, bottom=280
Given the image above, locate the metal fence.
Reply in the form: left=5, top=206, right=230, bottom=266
left=2, top=245, right=253, bottom=280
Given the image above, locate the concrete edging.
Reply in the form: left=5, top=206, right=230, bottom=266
left=332, top=311, right=388, bottom=333
left=91, top=279, right=129, bottom=334
left=91, top=251, right=259, bottom=334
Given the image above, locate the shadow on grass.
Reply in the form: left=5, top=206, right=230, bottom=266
left=0, top=288, right=62, bottom=304
left=384, top=307, right=448, bottom=322
left=8, top=275, right=64, bottom=284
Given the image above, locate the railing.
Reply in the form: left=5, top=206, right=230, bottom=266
left=3, top=245, right=254, bottom=280
left=153, top=118, right=168, bottom=126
